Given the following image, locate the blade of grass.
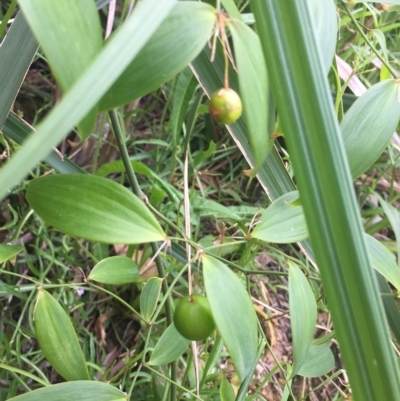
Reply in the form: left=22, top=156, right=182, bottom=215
left=251, top=1, right=400, bottom=399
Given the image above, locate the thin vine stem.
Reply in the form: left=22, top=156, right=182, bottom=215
left=108, top=108, right=176, bottom=401
left=341, top=1, right=399, bottom=78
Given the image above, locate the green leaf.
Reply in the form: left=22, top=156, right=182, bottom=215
left=0, top=244, right=23, bottom=263
left=220, top=375, right=236, bottom=401
left=288, top=263, right=317, bottom=377
left=140, top=277, right=163, bottom=322
left=3, top=113, right=86, bottom=175
left=88, top=256, right=140, bottom=284
left=0, top=0, right=178, bottom=201
left=251, top=0, right=400, bottom=399
left=26, top=175, right=166, bottom=244
left=221, top=0, right=242, bottom=20
left=309, top=0, right=337, bottom=74
left=99, top=2, right=216, bottom=111
left=297, top=344, right=335, bottom=377
left=18, top=0, right=103, bottom=138
left=34, top=289, right=89, bottom=381
left=365, top=234, right=400, bottom=291
left=0, top=12, right=38, bottom=130
left=191, top=196, right=241, bottom=221
left=376, top=194, right=400, bottom=269
left=148, top=323, right=190, bottom=365
left=6, top=381, right=126, bottom=401
left=202, top=254, right=258, bottom=382
left=251, top=191, right=308, bottom=243
left=228, top=20, right=271, bottom=173
left=170, top=67, right=198, bottom=150
left=341, top=79, right=400, bottom=179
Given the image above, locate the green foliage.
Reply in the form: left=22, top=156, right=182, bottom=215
left=34, top=289, right=90, bottom=381
left=26, top=175, right=166, bottom=244
left=1, top=1, right=400, bottom=400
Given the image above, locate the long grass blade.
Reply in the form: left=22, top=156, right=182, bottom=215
left=250, top=1, right=400, bottom=399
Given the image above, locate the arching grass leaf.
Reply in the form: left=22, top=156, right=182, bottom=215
left=18, top=0, right=103, bottom=138
left=26, top=175, right=166, bottom=244
left=99, top=2, right=216, bottom=111
left=202, top=254, right=258, bottom=382
left=34, top=289, right=89, bottom=381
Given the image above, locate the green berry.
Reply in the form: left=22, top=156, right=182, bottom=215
left=173, top=294, right=215, bottom=341
left=208, top=88, right=242, bottom=125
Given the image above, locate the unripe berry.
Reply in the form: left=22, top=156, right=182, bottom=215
left=208, top=88, right=242, bottom=125
left=173, top=294, right=215, bottom=341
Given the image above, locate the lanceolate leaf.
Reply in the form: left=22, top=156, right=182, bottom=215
left=288, top=263, right=317, bottom=377
left=18, top=0, right=103, bottom=138
left=26, top=175, right=166, bottom=244
left=99, top=2, right=216, bottom=111
left=34, top=289, right=89, bottom=381
left=0, top=244, right=23, bottom=263
left=6, top=381, right=126, bottom=401
left=88, top=256, right=140, bottom=284
left=365, top=234, right=400, bottom=291
left=341, top=79, right=400, bottom=179
left=228, top=19, right=271, bottom=173
left=148, top=323, right=190, bottom=365
left=140, top=277, right=163, bottom=323
left=297, top=344, right=335, bottom=377
left=202, top=254, right=258, bottom=382
left=251, top=191, right=308, bottom=243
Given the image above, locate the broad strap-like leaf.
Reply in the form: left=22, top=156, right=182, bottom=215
left=288, top=263, right=317, bottom=377
left=148, top=323, right=190, bottom=365
left=26, top=175, right=166, bottom=244
left=18, top=0, right=103, bottom=138
left=202, top=254, right=258, bottom=382
left=88, top=256, right=140, bottom=284
left=34, top=289, right=90, bottom=381
left=251, top=0, right=400, bottom=399
left=228, top=19, right=272, bottom=173
left=99, top=2, right=216, bottom=111
left=6, top=381, right=126, bottom=401
left=341, top=79, right=400, bottom=179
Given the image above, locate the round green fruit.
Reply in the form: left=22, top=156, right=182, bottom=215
left=173, top=294, right=215, bottom=341
left=208, top=88, right=242, bottom=125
